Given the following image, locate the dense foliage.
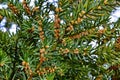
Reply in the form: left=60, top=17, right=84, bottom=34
left=0, top=0, right=120, bottom=80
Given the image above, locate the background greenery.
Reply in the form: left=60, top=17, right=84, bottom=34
left=0, top=0, right=120, bottom=80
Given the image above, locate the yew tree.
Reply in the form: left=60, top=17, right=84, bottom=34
left=0, top=0, right=120, bottom=80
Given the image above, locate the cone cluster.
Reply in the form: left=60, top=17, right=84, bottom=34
left=115, top=37, right=120, bottom=52
left=22, top=61, right=33, bottom=77
left=54, top=14, right=61, bottom=39
left=38, top=20, right=45, bottom=41
left=0, top=15, right=3, bottom=20
left=8, top=3, right=20, bottom=15
left=22, top=0, right=31, bottom=16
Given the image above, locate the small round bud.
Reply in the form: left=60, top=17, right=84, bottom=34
left=40, top=48, right=45, bottom=54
